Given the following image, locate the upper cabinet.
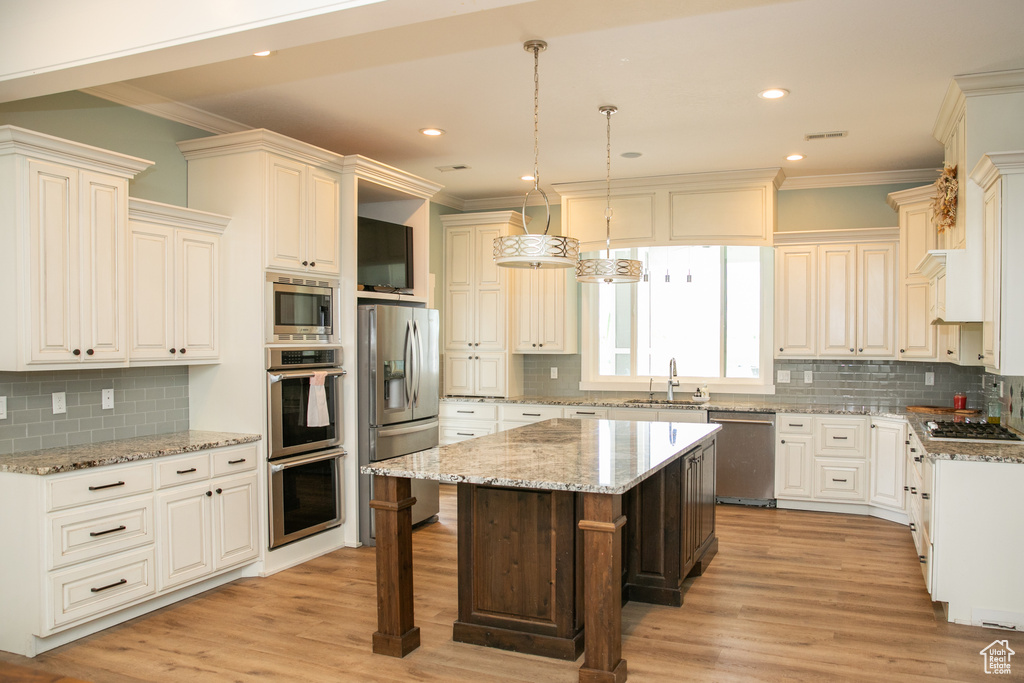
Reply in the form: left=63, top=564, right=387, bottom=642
left=972, top=152, right=1024, bottom=376
left=888, top=185, right=938, bottom=361
left=513, top=267, right=578, bottom=354
left=774, top=231, right=896, bottom=360
left=128, top=199, right=230, bottom=365
left=265, top=156, right=340, bottom=276
left=0, top=126, right=153, bottom=371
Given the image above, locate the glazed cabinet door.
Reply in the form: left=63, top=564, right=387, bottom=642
left=265, top=155, right=307, bottom=272
left=856, top=243, right=895, bottom=358
left=130, top=223, right=175, bottom=362
left=211, top=473, right=259, bottom=571
left=818, top=244, right=857, bottom=357
left=775, top=246, right=817, bottom=357
left=157, top=483, right=213, bottom=590
left=305, top=167, right=340, bottom=276
left=78, top=171, right=128, bottom=363
left=869, top=418, right=906, bottom=511
left=775, top=434, right=813, bottom=498
left=175, top=229, right=219, bottom=360
left=981, top=182, right=1000, bottom=371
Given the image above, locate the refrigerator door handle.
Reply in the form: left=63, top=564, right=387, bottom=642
left=403, top=320, right=413, bottom=406
left=413, top=320, right=423, bottom=406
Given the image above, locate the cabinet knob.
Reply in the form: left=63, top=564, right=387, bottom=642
left=468, top=343, right=473, bottom=347
left=919, top=556, right=927, bottom=564
left=903, top=485, right=909, bottom=491
left=532, top=343, right=537, bottom=347
left=475, top=342, right=480, bottom=346
left=216, top=488, right=223, bottom=494
left=909, top=522, right=916, bottom=531
left=871, top=424, right=876, bottom=428
left=206, top=490, right=212, bottom=497
left=899, top=349, right=905, bottom=354
left=179, top=348, right=186, bottom=354
left=538, top=343, right=543, bottom=347
left=779, top=347, right=784, bottom=352
left=86, top=349, right=94, bottom=356
left=978, top=354, right=984, bottom=360
left=73, top=349, right=81, bottom=356
left=780, top=439, right=785, bottom=444
left=170, top=348, right=177, bottom=354
left=849, top=348, right=854, bottom=352
left=947, top=350, right=954, bottom=355
left=309, top=262, right=315, bottom=267
left=302, top=261, right=309, bottom=266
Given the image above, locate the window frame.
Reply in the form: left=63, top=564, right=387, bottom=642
left=579, top=246, right=776, bottom=394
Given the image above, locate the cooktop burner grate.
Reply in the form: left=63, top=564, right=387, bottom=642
left=926, top=420, right=1022, bottom=442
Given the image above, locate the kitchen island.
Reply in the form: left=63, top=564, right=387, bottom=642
left=361, top=418, right=720, bottom=683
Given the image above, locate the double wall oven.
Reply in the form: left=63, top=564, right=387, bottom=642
left=267, top=347, right=347, bottom=549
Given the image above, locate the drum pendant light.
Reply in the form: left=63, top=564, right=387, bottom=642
left=493, top=40, right=580, bottom=269
left=576, top=105, right=643, bottom=284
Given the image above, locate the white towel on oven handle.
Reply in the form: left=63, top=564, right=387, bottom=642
left=307, top=371, right=331, bottom=428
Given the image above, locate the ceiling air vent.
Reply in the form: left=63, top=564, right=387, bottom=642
left=804, top=131, right=849, bottom=141
left=435, top=164, right=471, bottom=172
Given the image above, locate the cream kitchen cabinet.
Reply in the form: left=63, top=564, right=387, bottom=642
left=265, top=156, right=341, bottom=276
left=129, top=199, right=229, bottom=364
left=888, top=185, right=938, bottom=360
left=775, top=415, right=814, bottom=499
left=441, top=212, right=523, bottom=397
left=0, top=126, right=152, bottom=371
left=819, top=243, right=896, bottom=358
left=438, top=402, right=498, bottom=445
left=868, top=417, right=906, bottom=511
left=512, top=268, right=578, bottom=354
left=774, top=245, right=817, bottom=357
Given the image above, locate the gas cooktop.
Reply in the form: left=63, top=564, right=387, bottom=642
left=926, top=420, right=1023, bottom=443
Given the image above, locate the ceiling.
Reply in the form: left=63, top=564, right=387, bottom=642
left=97, top=0, right=1024, bottom=202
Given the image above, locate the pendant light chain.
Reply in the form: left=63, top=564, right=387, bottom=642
left=605, top=106, right=613, bottom=258
left=532, top=43, right=541, bottom=191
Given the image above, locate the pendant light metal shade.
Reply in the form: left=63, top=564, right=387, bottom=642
left=576, top=105, right=643, bottom=284
left=493, top=40, right=580, bottom=270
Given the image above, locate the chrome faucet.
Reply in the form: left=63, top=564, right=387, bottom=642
left=667, top=358, right=680, bottom=400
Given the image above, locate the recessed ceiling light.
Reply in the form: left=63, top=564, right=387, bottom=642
left=786, top=154, right=805, bottom=161
left=621, top=152, right=642, bottom=159
left=521, top=175, right=536, bottom=181
left=758, top=88, right=789, bottom=100
left=253, top=50, right=273, bottom=57
left=420, top=128, right=445, bottom=136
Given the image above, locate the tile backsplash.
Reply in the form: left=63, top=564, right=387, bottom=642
left=521, top=354, right=989, bottom=411
left=987, top=374, right=1024, bottom=433
left=0, top=367, right=189, bottom=455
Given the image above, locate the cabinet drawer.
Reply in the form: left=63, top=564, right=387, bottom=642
left=815, top=417, right=868, bottom=457
left=49, top=499, right=154, bottom=570
left=610, top=408, right=661, bottom=421
left=813, top=459, right=866, bottom=501
left=48, top=548, right=156, bottom=630
left=440, top=423, right=495, bottom=445
left=48, top=464, right=154, bottom=512
left=778, top=414, right=813, bottom=434
left=564, top=407, right=609, bottom=419
left=212, top=444, right=258, bottom=477
left=440, top=403, right=498, bottom=421
left=658, top=410, right=706, bottom=424
left=498, top=405, right=562, bottom=422
left=157, top=454, right=211, bottom=489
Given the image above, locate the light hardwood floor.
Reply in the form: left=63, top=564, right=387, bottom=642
left=2, top=485, right=1020, bottom=682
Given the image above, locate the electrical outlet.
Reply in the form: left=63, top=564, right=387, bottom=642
left=777, top=370, right=790, bottom=384
left=1000, top=381, right=1005, bottom=398
left=804, top=371, right=813, bottom=384
left=51, top=392, right=66, bottom=415
left=925, top=372, right=934, bottom=386
left=550, top=367, right=558, bottom=380
left=102, top=388, right=114, bottom=410
left=0, top=396, right=6, bottom=420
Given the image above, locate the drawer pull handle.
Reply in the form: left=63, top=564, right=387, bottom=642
left=456, top=410, right=475, bottom=414
left=176, top=467, right=197, bottom=475
left=903, top=486, right=909, bottom=491
left=523, top=413, right=541, bottom=417
left=456, top=432, right=473, bottom=436
left=228, top=458, right=247, bottom=465
left=576, top=411, right=596, bottom=415
left=91, top=578, right=127, bottom=593
left=921, top=493, right=930, bottom=500
left=88, top=481, right=125, bottom=491
left=832, top=436, right=848, bottom=440
left=910, top=487, right=917, bottom=494
left=832, top=478, right=848, bottom=483
left=788, top=423, right=803, bottom=428
left=89, top=525, right=127, bottom=537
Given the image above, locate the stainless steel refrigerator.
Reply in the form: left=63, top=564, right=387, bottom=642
left=357, top=304, right=440, bottom=546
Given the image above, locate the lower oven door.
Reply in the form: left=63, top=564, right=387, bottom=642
left=268, top=448, right=345, bottom=549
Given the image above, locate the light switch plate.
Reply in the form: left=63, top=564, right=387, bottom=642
left=777, top=370, right=791, bottom=384
left=102, top=388, right=114, bottom=410
left=550, top=367, right=558, bottom=380
left=0, top=396, right=6, bottom=420
left=804, top=371, right=813, bottom=384
left=925, top=372, right=934, bottom=386
left=52, top=392, right=66, bottom=415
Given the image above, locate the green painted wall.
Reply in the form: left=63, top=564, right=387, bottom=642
left=0, top=91, right=213, bottom=205
left=777, top=182, right=923, bottom=232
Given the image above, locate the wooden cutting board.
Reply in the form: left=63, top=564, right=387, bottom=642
left=905, top=405, right=982, bottom=415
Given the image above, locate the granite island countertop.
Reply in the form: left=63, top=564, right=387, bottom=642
left=362, top=418, right=720, bottom=494
left=442, top=395, right=1024, bottom=464
left=0, top=430, right=262, bottom=475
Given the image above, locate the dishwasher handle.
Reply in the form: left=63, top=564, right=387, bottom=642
left=709, top=417, right=775, bottom=426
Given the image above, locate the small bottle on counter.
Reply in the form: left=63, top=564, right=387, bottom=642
left=988, top=401, right=1001, bottom=425
left=953, top=393, right=966, bottom=410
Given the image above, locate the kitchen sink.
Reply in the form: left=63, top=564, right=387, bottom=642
left=624, top=398, right=707, bottom=405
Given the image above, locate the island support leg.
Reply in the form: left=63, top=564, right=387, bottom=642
left=369, top=475, right=420, bottom=657
left=579, top=493, right=627, bottom=683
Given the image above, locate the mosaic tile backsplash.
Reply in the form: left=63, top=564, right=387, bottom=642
left=520, top=354, right=991, bottom=412
left=0, top=367, right=189, bottom=455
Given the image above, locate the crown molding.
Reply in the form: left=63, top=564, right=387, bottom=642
left=886, top=183, right=936, bottom=211
left=83, top=83, right=250, bottom=135
left=342, top=155, right=442, bottom=200
left=128, top=197, right=230, bottom=233
left=439, top=210, right=527, bottom=230
left=932, top=79, right=966, bottom=144
left=971, top=151, right=1024, bottom=189
left=431, top=192, right=465, bottom=210
left=554, top=167, right=784, bottom=197
left=177, top=128, right=346, bottom=170
left=0, top=124, right=153, bottom=176
left=955, top=68, right=1024, bottom=97
left=781, top=168, right=938, bottom=190
left=461, top=193, right=561, bottom=212
left=773, top=226, right=900, bottom=246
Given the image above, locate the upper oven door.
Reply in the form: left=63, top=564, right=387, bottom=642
left=272, top=283, right=333, bottom=335
left=268, top=368, right=345, bottom=459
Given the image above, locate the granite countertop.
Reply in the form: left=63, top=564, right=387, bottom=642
left=362, top=418, right=721, bottom=494
left=443, top=395, right=1024, bottom=464
left=0, top=430, right=262, bottom=475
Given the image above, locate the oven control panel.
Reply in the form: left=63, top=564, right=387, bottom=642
left=267, top=346, right=343, bottom=370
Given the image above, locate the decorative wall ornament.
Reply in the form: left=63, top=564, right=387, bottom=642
left=932, top=164, right=958, bottom=234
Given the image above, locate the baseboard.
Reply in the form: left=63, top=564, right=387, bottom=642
left=776, top=498, right=909, bottom=524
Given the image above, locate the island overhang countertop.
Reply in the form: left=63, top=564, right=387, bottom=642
left=360, top=418, right=721, bottom=494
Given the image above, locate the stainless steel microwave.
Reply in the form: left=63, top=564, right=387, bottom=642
left=267, top=274, right=337, bottom=343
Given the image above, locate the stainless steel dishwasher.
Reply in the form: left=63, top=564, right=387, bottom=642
left=708, top=411, right=776, bottom=507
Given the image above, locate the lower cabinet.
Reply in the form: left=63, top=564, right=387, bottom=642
left=775, top=433, right=813, bottom=498
left=444, top=353, right=506, bottom=397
